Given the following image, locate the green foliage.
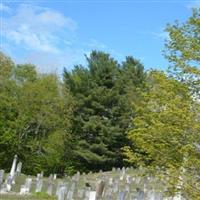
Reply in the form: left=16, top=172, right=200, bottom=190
left=0, top=52, right=73, bottom=175
left=124, top=71, right=200, bottom=199
left=165, top=8, right=200, bottom=97
left=64, top=51, right=146, bottom=172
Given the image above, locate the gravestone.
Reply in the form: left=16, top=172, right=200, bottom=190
left=25, top=177, right=32, bottom=193
left=89, top=191, right=96, bottom=200
left=16, top=162, right=22, bottom=175
left=57, top=185, right=67, bottom=200
left=47, top=174, right=53, bottom=196
left=0, top=182, right=7, bottom=193
left=95, top=180, right=105, bottom=199
left=113, top=179, right=119, bottom=193
left=0, top=170, right=4, bottom=185
left=9, top=154, right=18, bottom=184
left=136, top=188, right=145, bottom=200
left=20, top=177, right=32, bottom=194
left=53, top=173, right=57, bottom=180
left=35, top=173, right=43, bottom=193
left=6, top=174, right=13, bottom=191
left=117, top=191, right=128, bottom=200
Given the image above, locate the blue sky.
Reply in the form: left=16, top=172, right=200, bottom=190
left=0, top=0, right=199, bottom=75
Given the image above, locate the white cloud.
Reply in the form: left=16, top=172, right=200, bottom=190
left=0, top=3, right=12, bottom=13
left=3, top=4, right=77, bottom=53
left=2, top=4, right=123, bottom=74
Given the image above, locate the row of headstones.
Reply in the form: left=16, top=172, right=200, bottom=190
left=0, top=155, right=183, bottom=200
left=20, top=172, right=57, bottom=195
left=0, top=155, right=22, bottom=193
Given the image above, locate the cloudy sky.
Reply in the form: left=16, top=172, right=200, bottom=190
left=0, top=0, right=199, bottom=75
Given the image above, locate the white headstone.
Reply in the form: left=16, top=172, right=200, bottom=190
left=16, top=162, right=22, bottom=175
left=10, top=155, right=17, bottom=178
left=89, top=191, right=96, bottom=200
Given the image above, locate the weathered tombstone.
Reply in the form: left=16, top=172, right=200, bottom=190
left=84, top=187, right=91, bottom=200
left=57, top=185, right=67, bottom=200
left=53, top=173, right=57, bottom=180
left=122, top=167, right=126, bottom=174
left=136, top=188, right=145, bottom=200
left=25, top=177, right=32, bottom=193
left=125, top=184, right=130, bottom=193
left=16, top=162, right=22, bottom=175
left=47, top=174, right=53, bottom=196
left=10, top=155, right=17, bottom=178
left=117, top=191, right=128, bottom=200
left=9, top=154, right=18, bottom=184
left=112, top=167, right=116, bottom=172
left=108, top=178, right=113, bottom=186
left=0, top=170, right=4, bottom=185
left=0, top=182, right=7, bottom=193
left=67, top=189, right=74, bottom=200
left=35, top=173, right=43, bottom=193
left=103, top=186, right=113, bottom=200
left=126, top=175, right=132, bottom=184
left=95, top=180, right=105, bottom=199
left=89, top=191, right=96, bottom=200
left=20, top=184, right=27, bottom=195
left=20, top=177, right=32, bottom=194
left=6, top=174, right=13, bottom=191
left=113, top=179, right=119, bottom=193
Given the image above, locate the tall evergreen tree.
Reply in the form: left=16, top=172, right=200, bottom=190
left=64, top=51, right=146, bottom=172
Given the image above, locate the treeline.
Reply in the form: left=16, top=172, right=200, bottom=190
left=0, top=51, right=146, bottom=174
left=0, top=8, right=200, bottom=199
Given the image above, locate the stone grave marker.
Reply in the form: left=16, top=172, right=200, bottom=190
left=47, top=174, right=53, bottom=196
left=117, top=190, right=128, bottom=200
left=20, top=177, right=32, bottom=195
left=35, top=173, right=43, bottom=193
left=95, top=180, right=105, bottom=199
left=89, top=191, right=96, bottom=200
left=9, top=154, right=18, bottom=185
left=16, top=162, right=22, bottom=175
left=0, top=170, right=4, bottom=185
left=6, top=174, right=13, bottom=191
left=53, top=173, right=57, bottom=180
left=57, top=184, right=67, bottom=200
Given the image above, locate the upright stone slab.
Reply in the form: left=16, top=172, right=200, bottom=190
left=20, top=177, right=32, bottom=194
left=136, top=188, right=145, bottom=200
left=57, top=185, right=67, bottom=200
left=89, top=191, right=96, bottom=200
left=35, top=173, right=43, bottom=193
left=10, top=155, right=17, bottom=178
left=25, top=177, right=32, bottom=193
left=16, top=162, right=22, bottom=175
left=9, top=154, right=18, bottom=184
left=53, top=174, right=57, bottom=180
left=47, top=174, right=53, bottom=196
left=0, top=170, right=4, bottom=185
left=95, top=180, right=105, bottom=199
left=117, top=191, right=128, bottom=200
left=6, top=174, right=13, bottom=191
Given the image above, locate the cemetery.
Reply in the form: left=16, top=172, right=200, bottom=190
left=0, top=2, right=199, bottom=200
left=0, top=155, right=185, bottom=200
